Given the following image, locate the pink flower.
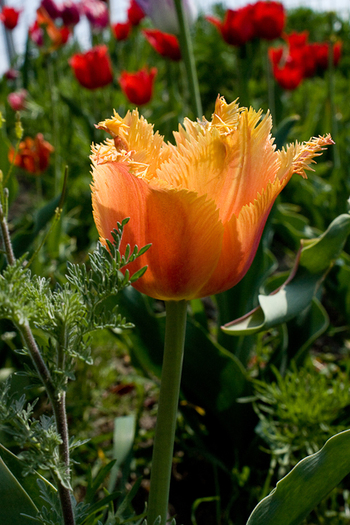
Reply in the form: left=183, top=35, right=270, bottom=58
left=7, top=89, right=28, bottom=111
left=81, top=0, right=109, bottom=29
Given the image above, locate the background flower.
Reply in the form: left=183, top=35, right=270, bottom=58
left=143, top=29, right=181, bottom=61
left=111, top=21, right=131, bottom=41
left=9, top=133, right=54, bottom=175
left=7, top=89, right=28, bottom=111
left=69, top=44, right=113, bottom=89
left=119, top=67, right=157, bottom=105
left=0, top=6, right=21, bottom=30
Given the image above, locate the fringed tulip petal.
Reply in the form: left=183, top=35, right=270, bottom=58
left=91, top=96, right=332, bottom=301
left=91, top=162, right=223, bottom=301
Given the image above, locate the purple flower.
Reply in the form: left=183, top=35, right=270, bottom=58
left=61, top=1, right=80, bottom=26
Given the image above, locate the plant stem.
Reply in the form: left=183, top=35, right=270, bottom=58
left=147, top=300, right=188, bottom=525
left=0, top=200, right=75, bottom=525
left=0, top=199, right=15, bottom=266
left=173, top=0, right=202, bottom=119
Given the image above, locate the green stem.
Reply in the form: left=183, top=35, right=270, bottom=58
left=147, top=300, right=188, bottom=525
left=173, top=0, right=202, bottom=119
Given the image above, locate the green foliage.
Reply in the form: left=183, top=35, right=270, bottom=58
left=253, top=364, right=350, bottom=470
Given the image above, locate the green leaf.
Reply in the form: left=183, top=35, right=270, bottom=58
left=0, top=444, right=56, bottom=511
left=108, top=415, right=136, bottom=493
left=246, top=429, right=350, bottom=525
left=11, top=194, right=61, bottom=258
left=222, top=213, right=350, bottom=336
left=273, top=115, right=300, bottom=150
left=0, top=453, right=38, bottom=524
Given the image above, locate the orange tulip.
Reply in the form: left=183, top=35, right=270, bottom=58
left=91, top=96, right=333, bottom=301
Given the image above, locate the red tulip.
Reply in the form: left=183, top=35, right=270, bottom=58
left=69, top=45, right=113, bottom=90
left=314, top=41, right=342, bottom=70
left=269, top=45, right=304, bottom=90
left=91, top=96, right=333, bottom=301
left=272, top=60, right=304, bottom=90
left=207, top=5, right=256, bottom=47
left=253, top=1, right=285, bottom=40
left=285, top=31, right=309, bottom=50
left=111, top=21, right=131, bottom=41
left=0, top=6, right=21, bottom=30
left=127, top=0, right=145, bottom=26
left=143, top=29, right=181, bottom=61
left=9, top=133, right=54, bottom=175
left=119, top=67, right=157, bottom=105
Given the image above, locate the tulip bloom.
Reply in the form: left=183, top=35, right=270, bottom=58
left=69, top=45, right=113, bottom=89
left=0, top=6, right=21, bottom=30
left=40, top=0, right=62, bottom=20
left=207, top=6, right=256, bottom=47
left=314, top=41, right=342, bottom=70
left=119, top=67, right=157, bottom=105
left=9, top=133, right=54, bottom=175
left=143, top=29, right=181, bottom=61
left=81, top=0, right=109, bottom=29
left=61, top=1, right=81, bottom=26
left=111, top=21, right=131, bottom=41
left=127, top=0, right=145, bottom=26
left=253, top=1, right=285, bottom=41
left=91, top=96, right=333, bottom=301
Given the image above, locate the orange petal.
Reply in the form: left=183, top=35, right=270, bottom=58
left=91, top=162, right=224, bottom=301
left=197, top=179, right=283, bottom=298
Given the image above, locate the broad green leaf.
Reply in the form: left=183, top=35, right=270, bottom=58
left=222, top=213, right=350, bottom=336
left=0, top=444, right=56, bottom=511
left=0, top=454, right=38, bottom=524
left=246, top=429, right=350, bottom=525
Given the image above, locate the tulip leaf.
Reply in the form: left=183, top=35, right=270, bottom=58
left=222, top=213, right=350, bottom=336
left=246, top=429, right=350, bottom=525
left=273, top=115, right=300, bottom=150
left=108, top=415, right=136, bottom=493
left=0, top=444, right=56, bottom=511
left=0, top=451, right=38, bottom=524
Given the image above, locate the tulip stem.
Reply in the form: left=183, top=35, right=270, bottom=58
left=147, top=300, right=188, bottom=525
left=173, top=0, right=202, bottom=119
